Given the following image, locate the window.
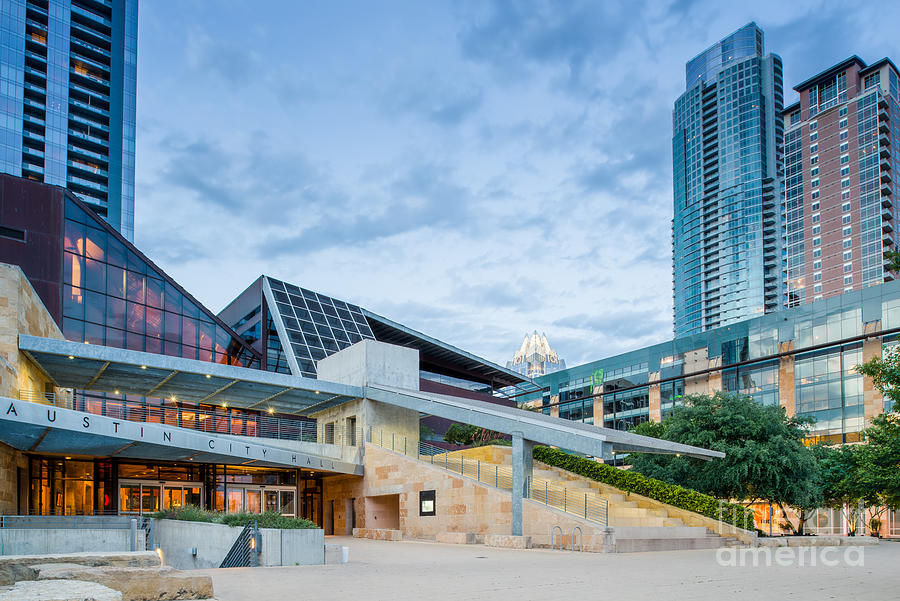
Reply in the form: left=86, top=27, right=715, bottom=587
left=844, top=287, right=853, bottom=292
left=809, top=121, right=818, bottom=131
left=841, top=166, right=850, bottom=176
left=812, top=225, right=821, bottom=235
left=843, top=250, right=852, bottom=260
left=811, top=155, right=819, bottom=165
left=843, top=238, right=852, bottom=249
left=842, top=214, right=852, bottom=224
left=812, top=201, right=820, bottom=211
left=814, top=284, right=822, bottom=293
left=812, top=178, right=820, bottom=188
left=812, top=190, right=820, bottom=200
left=811, top=166, right=819, bottom=177
left=842, top=202, right=851, bottom=212
left=841, top=142, right=849, bottom=153
left=811, top=143, right=819, bottom=154
left=841, top=190, right=851, bottom=200
left=419, top=490, right=436, bottom=516
left=810, top=132, right=818, bottom=142
left=840, top=130, right=849, bottom=141
left=814, top=236, right=821, bottom=247
left=843, top=226, right=852, bottom=236
left=814, top=260, right=822, bottom=270
left=844, top=263, right=853, bottom=273
left=839, top=118, right=848, bottom=128
left=814, top=272, right=823, bottom=282
left=812, top=213, right=821, bottom=223
left=814, top=294, right=824, bottom=300
left=813, top=248, right=822, bottom=258
left=841, top=154, right=850, bottom=165
left=840, top=106, right=848, bottom=116
left=842, top=178, right=851, bottom=188
left=844, top=275, right=853, bottom=285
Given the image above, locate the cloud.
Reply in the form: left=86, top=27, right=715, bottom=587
left=382, top=74, right=484, bottom=126
left=554, top=308, right=671, bottom=340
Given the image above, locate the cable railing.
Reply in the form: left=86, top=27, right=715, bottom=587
left=369, top=430, right=608, bottom=527
left=17, top=389, right=362, bottom=449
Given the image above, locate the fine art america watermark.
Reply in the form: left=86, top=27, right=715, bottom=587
left=716, top=546, right=865, bottom=568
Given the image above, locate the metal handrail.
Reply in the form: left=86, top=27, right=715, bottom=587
left=219, top=521, right=259, bottom=568
left=369, top=430, right=609, bottom=527
left=18, top=389, right=363, bottom=449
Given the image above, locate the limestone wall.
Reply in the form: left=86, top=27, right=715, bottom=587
left=0, top=262, right=64, bottom=401
left=360, top=443, right=608, bottom=551
left=0, top=442, right=27, bottom=515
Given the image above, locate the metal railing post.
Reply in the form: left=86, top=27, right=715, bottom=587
left=391, top=433, right=395, bottom=451
left=477, top=460, right=480, bottom=482
left=404, top=437, right=407, bottom=456
left=584, top=493, right=587, bottom=520
left=564, top=488, right=567, bottom=513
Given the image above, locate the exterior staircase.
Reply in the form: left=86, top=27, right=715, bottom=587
left=436, top=445, right=746, bottom=552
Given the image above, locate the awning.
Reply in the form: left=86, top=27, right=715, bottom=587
left=19, top=335, right=362, bottom=416
left=0, top=396, right=362, bottom=474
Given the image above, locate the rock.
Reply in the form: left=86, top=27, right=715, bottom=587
left=0, top=579, right=122, bottom=601
left=0, top=553, right=159, bottom=586
left=33, top=565, right=213, bottom=601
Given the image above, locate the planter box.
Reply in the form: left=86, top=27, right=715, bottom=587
left=153, top=520, right=324, bottom=569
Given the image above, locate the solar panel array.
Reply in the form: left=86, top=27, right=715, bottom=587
left=266, top=277, right=375, bottom=377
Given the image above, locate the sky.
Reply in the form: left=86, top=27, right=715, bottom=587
left=133, top=0, right=900, bottom=370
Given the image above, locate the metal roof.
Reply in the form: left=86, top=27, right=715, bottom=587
left=362, top=309, right=532, bottom=389
left=19, top=335, right=362, bottom=416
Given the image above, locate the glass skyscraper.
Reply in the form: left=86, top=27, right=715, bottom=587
left=0, top=0, right=137, bottom=240
left=672, top=23, right=784, bottom=337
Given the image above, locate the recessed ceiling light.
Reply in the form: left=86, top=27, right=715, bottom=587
left=268, top=407, right=274, bottom=414
left=140, top=365, right=147, bottom=370
left=315, top=390, right=320, bottom=394
left=205, top=374, right=211, bottom=379
left=114, top=390, right=119, bottom=395
left=68, top=355, right=74, bottom=360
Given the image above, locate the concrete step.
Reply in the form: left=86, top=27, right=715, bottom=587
left=613, top=537, right=727, bottom=553
left=0, top=579, right=122, bottom=601
left=612, top=526, right=711, bottom=539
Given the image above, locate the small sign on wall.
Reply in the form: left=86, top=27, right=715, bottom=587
left=419, top=490, right=435, bottom=516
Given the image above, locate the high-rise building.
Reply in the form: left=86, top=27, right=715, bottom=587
left=672, top=23, right=784, bottom=337
left=506, top=331, right=566, bottom=379
left=782, top=57, right=900, bottom=305
left=0, top=0, right=137, bottom=240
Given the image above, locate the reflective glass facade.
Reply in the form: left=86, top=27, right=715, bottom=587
left=0, top=0, right=137, bottom=240
left=534, top=280, right=900, bottom=443
left=673, top=23, right=784, bottom=336
left=62, top=196, right=259, bottom=367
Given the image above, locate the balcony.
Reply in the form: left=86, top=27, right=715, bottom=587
left=882, top=169, right=893, bottom=184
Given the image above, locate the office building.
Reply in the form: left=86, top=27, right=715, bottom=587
left=783, top=57, right=900, bottom=306
left=0, top=0, right=137, bottom=239
left=506, top=331, right=566, bottom=379
left=672, top=23, right=784, bottom=337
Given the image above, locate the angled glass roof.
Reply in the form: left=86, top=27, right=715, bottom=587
left=264, top=276, right=376, bottom=378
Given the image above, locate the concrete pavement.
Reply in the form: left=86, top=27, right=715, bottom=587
left=199, top=536, right=900, bottom=601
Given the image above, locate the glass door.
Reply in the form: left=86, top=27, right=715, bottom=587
left=264, top=490, right=278, bottom=513
left=246, top=489, right=261, bottom=514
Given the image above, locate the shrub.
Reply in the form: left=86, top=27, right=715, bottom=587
left=149, top=506, right=318, bottom=529
left=532, top=446, right=756, bottom=531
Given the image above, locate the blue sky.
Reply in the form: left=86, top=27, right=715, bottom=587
left=133, top=0, right=900, bottom=368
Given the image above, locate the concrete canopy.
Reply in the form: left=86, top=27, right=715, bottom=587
left=0, top=397, right=362, bottom=474
left=365, top=385, right=726, bottom=461
left=18, top=335, right=362, bottom=415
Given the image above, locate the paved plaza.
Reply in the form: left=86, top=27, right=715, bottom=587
left=201, top=536, right=900, bottom=601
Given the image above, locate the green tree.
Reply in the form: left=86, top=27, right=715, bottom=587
left=443, top=424, right=509, bottom=446
left=856, top=346, right=900, bottom=407
left=884, top=249, right=900, bottom=273
left=628, top=391, right=821, bottom=533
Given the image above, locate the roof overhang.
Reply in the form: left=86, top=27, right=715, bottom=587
left=0, top=396, right=362, bottom=474
left=18, top=335, right=362, bottom=416
left=362, top=310, right=533, bottom=389
left=365, top=385, right=725, bottom=460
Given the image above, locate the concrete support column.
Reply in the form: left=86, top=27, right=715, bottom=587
left=511, top=431, right=535, bottom=537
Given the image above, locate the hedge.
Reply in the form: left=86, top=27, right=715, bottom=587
left=532, top=446, right=756, bottom=531
left=150, top=506, right=319, bottom=529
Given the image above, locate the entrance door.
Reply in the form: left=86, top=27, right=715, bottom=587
left=264, top=490, right=278, bottom=513
left=246, top=490, right=262, bottom=514
left=324, top=500, right=334, bottom=535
